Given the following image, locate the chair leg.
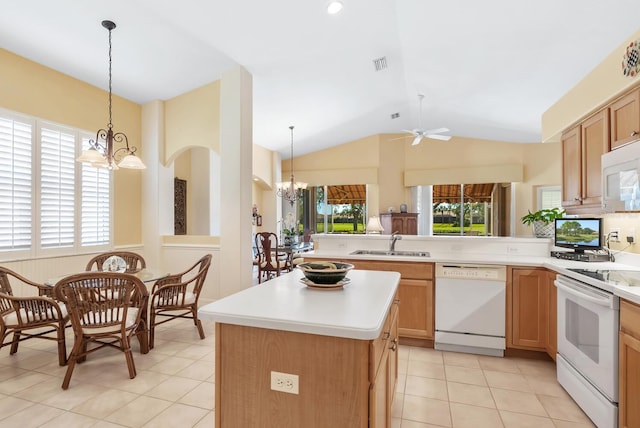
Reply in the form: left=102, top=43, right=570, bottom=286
left=62, top=337, right=84, bottom=389
left=122, top=337, right=137, bottom=379
left=10, top=331, right=20, bottom=355
left=193, top=307, right=205, bottom=340
left=57, top=325, right=67, bottom=366
left=149, top=312, right=156, bottom=350
left=136, top=317, right=149, bottom=354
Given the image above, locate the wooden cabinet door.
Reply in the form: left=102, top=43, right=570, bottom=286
left=391, top=217, right=405, bottom=234
left=581, top=109, right=609, bottom=206
left=619, top=331, right=640, bottom=428
left=610, top=89, right=640, bottom=149
left=508, top=268, right=548, bottom=350
left=561, top=125, right=582, bottom=207
left=404, top=216, right=418, bottom=235
left=545, top=271, right=557, bottom=361
left=398, top=279, right=434, bottom=339
left=387, top=305, right=399, bottom=410
left=369, top=349, right=389, bottom=428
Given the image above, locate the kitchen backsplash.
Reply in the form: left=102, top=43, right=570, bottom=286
left=603, top=213, right=640, bottom=255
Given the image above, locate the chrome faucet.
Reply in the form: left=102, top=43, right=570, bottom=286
left=389, top=232, right=402, bottom=252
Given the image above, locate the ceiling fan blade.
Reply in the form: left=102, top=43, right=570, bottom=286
left=426, top=134, right=452, bottom=141
left=423, top=127, right=449, bottom=134
left=400, top=129, right=419, bottom=136
left=411, top=136, right=423, bottom=146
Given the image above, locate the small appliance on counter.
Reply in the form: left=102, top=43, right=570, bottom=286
left=551, top=217, right=611, bottom=262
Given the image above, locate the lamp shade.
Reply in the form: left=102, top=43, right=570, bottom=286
left=118, top=154, right=146, bottom=169
left=77, top=148, right=105, bottom=163
left=366, top=216, right=384, bottom=234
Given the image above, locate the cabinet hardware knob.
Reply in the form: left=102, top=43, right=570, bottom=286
left=390, top=340, right=398, bottom=351
left=382, top=332, right=390, bottom=340
left=632, top=131, right=638, bottom=136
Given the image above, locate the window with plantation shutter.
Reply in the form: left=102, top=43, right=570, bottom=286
left=81, top=136, right=111, bottom=246
left=39, top=126, right=76, bottom=249
left=0, top=108, right=114, bottom=259
left=0, top=116, right=33, bottom=252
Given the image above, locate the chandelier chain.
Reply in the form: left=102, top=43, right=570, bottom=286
left=107, top=24, right=113, bottom=130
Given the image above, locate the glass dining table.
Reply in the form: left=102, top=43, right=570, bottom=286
left=44, top=268, right=170, bottom=354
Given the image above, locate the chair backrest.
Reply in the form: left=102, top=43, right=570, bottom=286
left=85, top=251, right=147, bottom=272
left=0, top=268, right=14, bottom=295
left=54, top=272, right=144, bottom=330
left=255, top=232, right=281, bottom=266
left=190, top=254, right=212, bottom=297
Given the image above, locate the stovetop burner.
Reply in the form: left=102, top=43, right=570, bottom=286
left=567, top=268, right=640, bottom=286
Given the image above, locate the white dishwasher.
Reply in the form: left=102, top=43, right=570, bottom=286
left=435, top=263, right=507, bottom=357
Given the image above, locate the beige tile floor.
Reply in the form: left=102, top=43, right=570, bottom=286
left=0, top=318, right=595, bottom=427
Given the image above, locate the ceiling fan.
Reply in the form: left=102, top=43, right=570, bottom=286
left=401, top=94, right=451, bottom=145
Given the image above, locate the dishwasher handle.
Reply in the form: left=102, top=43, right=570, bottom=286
left=555, top=276, right=616, bottom=309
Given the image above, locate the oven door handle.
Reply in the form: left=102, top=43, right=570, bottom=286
left=555, top=278, right=613, bottom=308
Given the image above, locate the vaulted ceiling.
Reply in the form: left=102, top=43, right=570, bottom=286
left=1, top=1, right=638, bottom=158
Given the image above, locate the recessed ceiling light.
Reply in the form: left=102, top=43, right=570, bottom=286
left=327, top=1, right=343, bottom=14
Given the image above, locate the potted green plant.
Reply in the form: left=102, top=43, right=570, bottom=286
left=521, top=207, right=565, bottom=238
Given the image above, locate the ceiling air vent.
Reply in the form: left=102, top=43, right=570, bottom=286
left=373, top=56, right=387, bottom=71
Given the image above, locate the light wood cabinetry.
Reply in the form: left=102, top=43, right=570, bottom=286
left=610, top=89, right=640, bottom=149
left=369, top=301, right=398, bottom=428
left=619, top=299, right=640, bottom=428
left=215, top=298, right=399, bottom=428
left=561, top=109, right=609, bottom=211
left=545, top=271, right=557, bottom=361
left=330, top=259, right=434, bottom=344
left=580, top=110, right=609, bottom=205
left=380, top=213, right=418, bottom=235
left=562, top=125, right=581, bottom=208
left=506, top=267, right=548, bottom=351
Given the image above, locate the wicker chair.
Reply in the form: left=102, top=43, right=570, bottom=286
left=54, top=272, right=148, bottom=389
left=85, top=251, right=146, bottom=272
left=255, top=232, right=291, bottom=283
left=0, top=267, right=68, bottom=366
left=149, top=254, right=212, bottom=349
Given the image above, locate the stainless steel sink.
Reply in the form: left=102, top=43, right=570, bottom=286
left=350, top=249, right=430, bottom=257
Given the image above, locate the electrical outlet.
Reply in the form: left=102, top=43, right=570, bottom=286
left=610, top=228, right=621, bottom=242
left=271, top=371, right=299, bottom=394
left=507, top=246, right=518, bottom=254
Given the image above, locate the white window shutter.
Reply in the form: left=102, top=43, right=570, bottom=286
left=81, top=136, right=110, bottom=246
left=40, top=126, right=75, bottom=249
left=0, top=117, right=33, bottom=251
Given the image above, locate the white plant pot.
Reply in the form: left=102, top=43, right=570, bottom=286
left=533, top=221, right=554, bottom=238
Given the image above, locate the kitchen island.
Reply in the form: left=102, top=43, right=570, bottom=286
left=198, top=269, right=401, bottom=428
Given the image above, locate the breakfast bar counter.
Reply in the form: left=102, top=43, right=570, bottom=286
left=198, top=269, right=401, bottom=428
left=198, top=269, right=400, bottom=339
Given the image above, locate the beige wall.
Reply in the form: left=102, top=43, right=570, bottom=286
left=282, top=132, right=561, bottom=232
left=164, top=80, right=221, bottom=164
left=542, top=28, right=640, bottom=142
left=0, top=48, right=143, bottom=245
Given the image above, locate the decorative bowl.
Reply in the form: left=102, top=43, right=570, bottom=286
left=297, top=261, right=354, bottom=284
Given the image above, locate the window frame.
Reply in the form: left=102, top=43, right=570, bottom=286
left=0, top=107, right=113, bottom=261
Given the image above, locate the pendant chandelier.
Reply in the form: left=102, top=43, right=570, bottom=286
left=276, top=126, right=307, bottom=205
left=77, top=20, right=146, bottom=170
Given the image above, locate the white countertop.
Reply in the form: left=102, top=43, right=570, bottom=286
left=198, top=269, right=400, bottom=340
left=303, top=249, right=640, bottom=304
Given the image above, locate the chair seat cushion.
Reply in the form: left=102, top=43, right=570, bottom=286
left=82, top=307, right=140, bottom=334
left=153, top=291, right=196, bottom=307
left=2, top=303, right=68, bottom=326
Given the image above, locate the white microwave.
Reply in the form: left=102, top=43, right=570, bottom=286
left=602, top=141, right=640, bottom=212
